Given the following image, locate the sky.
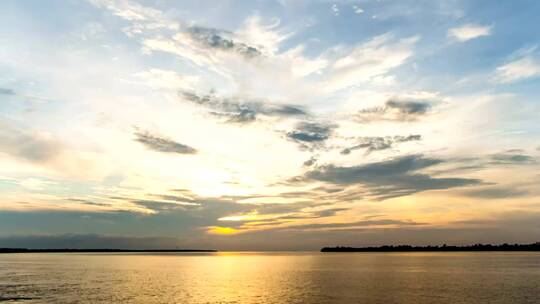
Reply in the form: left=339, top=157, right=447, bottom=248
left=0, top=0, right=539, bottom=250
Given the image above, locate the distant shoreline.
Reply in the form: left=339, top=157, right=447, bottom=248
left=0, top=248, right=217, bottom=253
left=321, top=243, right=540, bottom=252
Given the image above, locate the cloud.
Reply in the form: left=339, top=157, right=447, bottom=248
left=386, top=100, right=431, bottom=115
left=303, top=156, right=318, bottom=167
left=121, top=190, right=349, bottom=233
left=355, top=99, right=432, bottom=122
left=218, top=204, right=351, bottom=230
left=287, top=219, right=425, bottom=231
left=180, top=90, right=306, bottom=123
left=306, top=154, right=440, bottom=183
left=352, top=5, right=364, bottom=14
left=463, top=187, right=529, bottom=199
left=129, top=199, right=200, bottom=212
left=1, top=196, right=156, bottom=215
left=0, top=120, right=107, bottom=179
left=324, top=34, right=419, bottom=92
left=102, top=190, right=250, bottom=216
left=287, top=122, right=334, bottom=142
left=493, top=55, right=540, bottom=84
left=489, top=151, right=535, bottom=165
left=447, top=24, right=492, bottom=42
left=134, top=130, right=197, bottom=154
left=0, top=87, right=16, bottom=95
left=157, top=190, right=316, bottom=218
left=186, top=26, right=261, bottom=58
left=286, top=121, right=336, bottom=150
left=341, top=134, right=421, bottom=155
left=88, top=0, right=168, bottom=23
left=331, top=4, right=339, bottom=16
left=138, top=13, right=291, bottom=77
left=431, top=151, right=538, bottom=176
left=92, top=0, right=291, bottom=85
left=302, top=155, right=482, bottom=200
left=235, top=15, right=292, bottom=56
left=93, top=0, right=418, bottom=97
left=0, top=127, right=60, bottom=163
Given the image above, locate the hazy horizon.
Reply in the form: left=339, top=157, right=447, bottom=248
left=1, top=0, right=540, bottom=251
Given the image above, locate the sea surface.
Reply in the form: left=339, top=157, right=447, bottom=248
left=1, top=252, right=539, bottom=303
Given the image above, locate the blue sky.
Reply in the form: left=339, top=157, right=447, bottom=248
left=0, top=0, right=539, bottom=250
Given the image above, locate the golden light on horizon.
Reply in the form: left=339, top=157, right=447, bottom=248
left=207, top=226, right=241, bottom=235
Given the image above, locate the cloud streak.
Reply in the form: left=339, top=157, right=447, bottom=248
left=134, top=130, right=197, bottom=154
left=324, top=34, right=419, bottom=92
left=341, top=135, right=421, bottom=155
left=489, top=151, right=536, bottom=165
left=186, top=26, right=261, bottom=58
left=494, top=55, right=540, bottom=83
left=448, top=24, right=492, bottom=42
left=180, top=90, right=306, bottom=123
left=287, top=219, right=425, bottom=231
left=302, top=155, right=482, bottom=200
left=355, top=99, right=432, bottom=123
left=462, top=187, right=529, bottom=199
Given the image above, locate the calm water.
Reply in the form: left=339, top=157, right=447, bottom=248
left=1, top=252, right=539, bottom=303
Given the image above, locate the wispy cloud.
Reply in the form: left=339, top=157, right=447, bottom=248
left=493, top=54, right=540, bottom=83
left=0, top=127, right=60, bottom=163
left=88, top=0, right=169, bottom=23
left=0, top=120, right=104, bottom=178
left=462, top=186, right=529, bottom=199
left=287, top=219, right=425, bottom=231
left=134, top=130, right=197, bottom=154
left=447, top=24, right=492, bottom=42
left=301, top=154, right=482, bottom=200
left=186, top=25, right=262, bottom=58
left=355, top=99, right=433, bottom=122
left=489, top=151, right=536, bottom=165
left=180, top=90, right=306, bottom=123
left=341, top=135, right=421, bottom=155
left=136, top=12, right=292, bottom=77
left=431, top=150, right=538, bottom=175
left=324, top=34, right=419, bottom=91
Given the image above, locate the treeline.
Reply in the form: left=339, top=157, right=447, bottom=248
left=321, top=242, right=540, bottom=252
left=0, top=248, right=217, bottom=253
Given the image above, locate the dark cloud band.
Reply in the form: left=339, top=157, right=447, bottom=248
left=302, top=154, right=482, bottom=200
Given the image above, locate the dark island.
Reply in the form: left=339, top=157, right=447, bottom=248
left=321, top=242, right=540, bottom=252
left=0, top=248, right=217, bottom=253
